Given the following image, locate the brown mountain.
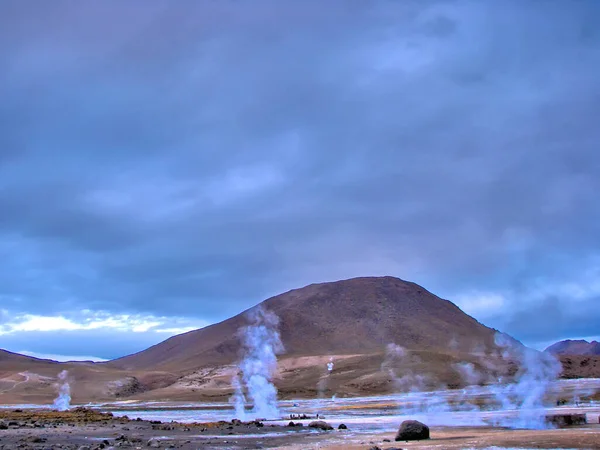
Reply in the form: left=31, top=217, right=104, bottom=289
left=545, top=339, right=600, bottom=356
left=101, top=276, right=514, bottom=400
left=110, top=276, right=499, bottom=371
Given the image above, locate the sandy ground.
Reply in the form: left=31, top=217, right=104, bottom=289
left=0, top=408, right=599, bottom=450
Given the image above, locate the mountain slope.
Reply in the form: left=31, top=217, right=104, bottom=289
left=545, top=339, right=600, bottom=356
left=110, top=276, right=499, bottom=372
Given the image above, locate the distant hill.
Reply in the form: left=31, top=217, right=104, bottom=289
left=545, top=339, right=600, bottom=356
left=110, top=276, right=500, bottom=371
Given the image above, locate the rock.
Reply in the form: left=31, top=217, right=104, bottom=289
left=368, top=447, right=381, bottom=450
left=78, top=446, right=91, bottom=450
left=0, top=421, right=7, bottom=430
left=308, top=420, right=334, bottom=431
left=147, top=438, right=161, bottom=448
left=288, top=421, right=295, bottom=427
left=338, top=423, right=348, bottom=430
left=395, top=420, right=430, bottom=441
left=545, top=414, right=587, bottom=427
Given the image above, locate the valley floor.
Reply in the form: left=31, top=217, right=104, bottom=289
left=0, top=412, right=599, bottom=449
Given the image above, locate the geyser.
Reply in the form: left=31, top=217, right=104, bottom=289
left=230, top=306, right=284, bottom=420
left=327, top=357, right=334, bottom=373
left=53, top=370, right=71, bottom=411
left=490, top=332, right=562, bottom=429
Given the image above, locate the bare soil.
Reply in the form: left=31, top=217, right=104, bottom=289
left=0, top=408, right=599, bottom=449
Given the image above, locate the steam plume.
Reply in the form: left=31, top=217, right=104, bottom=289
left=230, top=306, right=284, bottom=420
left=53, top=370, right=71, bottom=411
left=490, top=332, right=562, bottom=429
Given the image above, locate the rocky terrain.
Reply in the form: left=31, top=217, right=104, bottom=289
left=0, top=407, right=598, bottom=450
left=0, top=407, right=324, bottom=449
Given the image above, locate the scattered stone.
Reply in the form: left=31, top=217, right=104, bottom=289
left=78, top=446, right=91, bottom=450
left=308, top=420, right=334, bottom=431
left=368, top=446, right=381, bottom=450
left=383, top=438, right=391, bottom=442
left=395, top=420, right=430, bottom=441
left=338, top=423, right=348, bottom=429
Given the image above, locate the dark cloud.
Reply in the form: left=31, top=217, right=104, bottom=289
left=489, top=293, right=600, bottom=348
left=1, top=0, right=599, bottom=357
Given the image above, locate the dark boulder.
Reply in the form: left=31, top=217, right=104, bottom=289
left=338, top=423, right=348, bottom=429
left=395, top=420, right=430, bottom=441
left=545, top=414, right=587, bottom=427
left=308, top=420, right=333, bottom=431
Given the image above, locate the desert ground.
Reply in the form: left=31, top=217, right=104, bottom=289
left=1, top=411, right=600, bottom=450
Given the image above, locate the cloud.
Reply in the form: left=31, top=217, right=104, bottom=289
left=0, top=311, right=207, bottom=359
left=452, top=263, right=600, bottom=348
left=17, top=351, right=108, bottom=363
left=0, top=1, right=599, bottom=357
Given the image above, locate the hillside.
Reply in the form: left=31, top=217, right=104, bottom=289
left=99, top=277, right=514, bottom=400
left=546, top=339, right=600, bottom=356
left=0, top=349, right=177, bottom=405
left=110, top=277, right=499, bottom=371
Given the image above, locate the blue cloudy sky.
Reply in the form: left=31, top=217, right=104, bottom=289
left=1, top=1, right=599, bottom=361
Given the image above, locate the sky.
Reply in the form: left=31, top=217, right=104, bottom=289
left=1, top=1, right=599, bottom=361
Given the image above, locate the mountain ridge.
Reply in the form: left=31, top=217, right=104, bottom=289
left=545, top=339, right=600, bottom=356
left=108, top=276, right=500, bottom=371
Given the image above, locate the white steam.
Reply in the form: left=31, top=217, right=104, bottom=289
left=230, top=373, right=246, bottom=419
left=384, top=333, right=562, bottom=429
left=382, top=343, right=433, bottom=393
left=53, top=370, right=71, bottom=411
left=230, top=306, right=284, bottom=420
left=317, top=356, right=335, bottom=405
left=489, top=332, right=562, bottom=429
